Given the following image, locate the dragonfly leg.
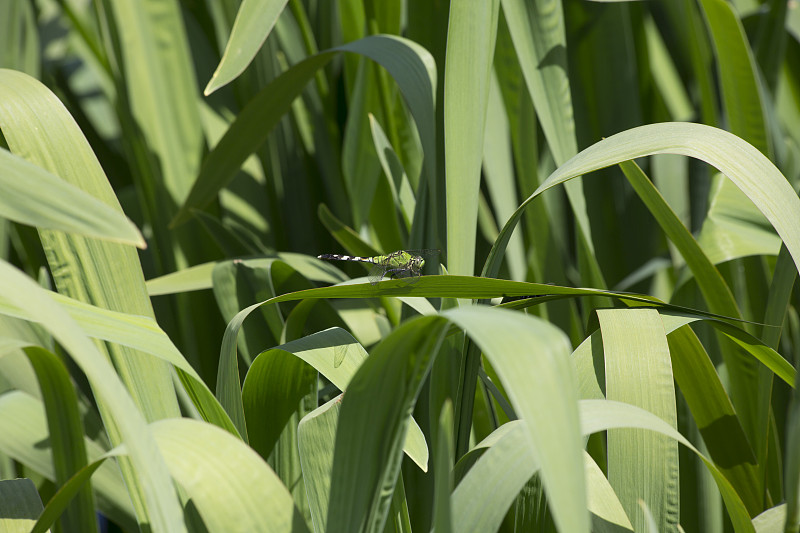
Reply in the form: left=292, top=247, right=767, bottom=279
left=383, top=268, right=406, bottom=279
left=384, top=268, right=423, bottom=284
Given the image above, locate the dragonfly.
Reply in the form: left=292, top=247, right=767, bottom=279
left=317, top=250, right=439, bottom=285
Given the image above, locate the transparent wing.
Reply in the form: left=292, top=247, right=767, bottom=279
left=404, top=249, right=441, bottom=258
left=368, top=263, right=388, bottom=285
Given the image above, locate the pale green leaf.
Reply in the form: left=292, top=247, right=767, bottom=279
left=205, top=0, right=291, bottom=95
left=0, top=69, right=182, bottom=530
left=752, top=504, right=787, bottom=533
left=34, top=418, right=310, bottom=533
left=444, top=306, right=588, bottom=533
left=0, top=261, right=185, bottom=533
left=0, top=146, right=144, bottom=247
left=444, top=0, right=500, bottom=276
left=149, top=418, right=309, bottom=533
left=298, top=396, right=340, bottom=533
left=488, top=123, right=800, bottom=285
left=695, top=175, right=781, bottom=266
left=580, top=400, right=754, bottom=532
left=369, top=114, right=415, bottom=230
left=599, top=309, right=679, bottom=532
left=0, top=390, right=135, bottom=530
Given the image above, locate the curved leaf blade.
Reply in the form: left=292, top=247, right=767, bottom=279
left=0, top=146, right=144, bottom=247
left=205, top=0, right=291, bottom=95
left=486, top=123, right=800, bottom=282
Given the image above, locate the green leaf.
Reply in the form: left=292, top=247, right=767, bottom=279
left=452, top=421, right=539, bottom=533
left=242, top=349, right=316, bottom=525
left=696, top=0, right=772, bottom=157
left=644, top=17, right=694, bottom=122
left=35, top=418, right=311, bottom=533
left=342, top=59, right=383, bottom=232
left=500, top=0, right=606, bottom=292
left=0, top=69, right=183, bottom=530
left=663, top=324, right=762, bottom=514
left=205, top=0, right=291, bottom=95
left=212, top=258, right=284, bottom=365
left=326, top=316, right=449, bottom=532
left=444, top=306, right=588, bottom=532
left=482, top=71, right=525, bottom=281
left=432, top=400, right=454, bottom=533
left=456, top=398, right=756, bottom=532
left=243, top=349, right=316, bottom=460
left=584, top=452, right=634, bottom=532
left=752, top=504, right=786, bottom=533
left=0, top=146, right=144, bottom=247
left=0, top=391, right=135, bottom=530
left=695, top=175, right=781, bottom=267
left=617, top=158, right=776, bottom=508
left=238, top=327, right=429, bottom=471
left=298, top=396, right=340, bottom=533
left=174, top=35, right=436, bottom=228
left=619, top=160, right=741, bottom=319
left=580, top=400, right=754, bottom=532
left=0, top=261, right=185, bottom=532
left=500, top=0, right=576, bottom=165
left=146, top=261, right=219, bottom=296
left=369, top=114, right=415, bottom=230
left=599, top=309, right=679, bottom=532
left=0, top=289, right=239, bottom=438
left=444, top=0, right=500, bottom=276
left=25, top=347, right=97, bottom=533
left=149, top=418, right=310, bottom=533
left=487, top=123, right=800, bottom=286
left=454, top=438, right=635, bottom=532
left=317, top=203, right=381, bottom=258
left=569, top=307, right=766, bottom=515
left=0, top=478, right=42, bottom=532
left=105, top=0, right=203, bottom=203
left=145, top=254, right=347, bottom=296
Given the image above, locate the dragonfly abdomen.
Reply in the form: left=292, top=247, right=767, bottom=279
left=317, top=254, right=376, bottom=264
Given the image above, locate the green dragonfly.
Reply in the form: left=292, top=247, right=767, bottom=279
left=317, top=250, right=439, bottom=285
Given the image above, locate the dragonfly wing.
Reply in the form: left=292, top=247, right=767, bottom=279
left=405, top=249, right=441, bottom=259
left=368, top=263, right=387, bottom=285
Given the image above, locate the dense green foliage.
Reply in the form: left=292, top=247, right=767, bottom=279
left=0, top=0, right=799, bottom=532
